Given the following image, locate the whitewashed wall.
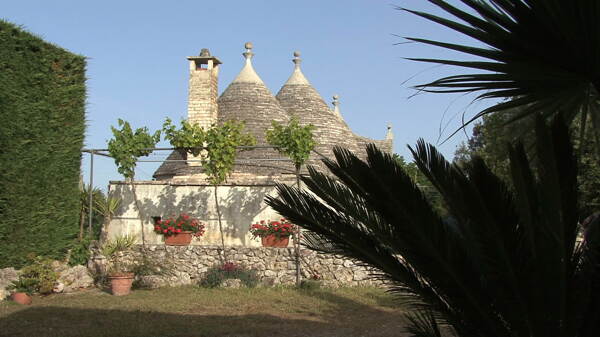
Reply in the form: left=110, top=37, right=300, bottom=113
left=106, top=181, right=286, bottom=247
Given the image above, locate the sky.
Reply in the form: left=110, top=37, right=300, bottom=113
left=3, top=0, right=490, bottom=190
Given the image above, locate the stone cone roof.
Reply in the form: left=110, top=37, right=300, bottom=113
left=217, top=56, right=294, bottom=176
left=153, top=50, right=295, bottom=181
left=276, top=63, right=362, bottom=166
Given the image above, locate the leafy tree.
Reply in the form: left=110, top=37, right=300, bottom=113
left=402, top=0, right=600, bottom=150
left=162, top=118, right=205, bottom=156
left=393, top=154, right=446, bottom=216
left=267, top=117, right=600, bottom=337
left=203, top=121, right=255, bottom=261
left=163, top=119, right=255, bottom=261
left=455, top=111, right=600, bottom=216
left=108, top=119, right=160, bottom=248
left=266, top=116, right=316, bottom=285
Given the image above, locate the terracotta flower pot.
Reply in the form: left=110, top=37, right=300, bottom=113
left=164, top=231, right=193, bottom=246
left=109, top=273, right=134, bottom=296
left=261, top=235, right=290, bottom=248
left=11, top=292, right=32, bottom=305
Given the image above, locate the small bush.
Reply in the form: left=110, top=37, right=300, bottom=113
left=199, top=262, right=259, bottom=288
left=8, top=278, right=37, bottom=295
left=131, top=256, right=175, bottom=289
left=68, top=237, right=92, bottom=266
left=19, top=256, right=59, bottom=294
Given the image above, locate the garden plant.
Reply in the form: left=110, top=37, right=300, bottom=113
left=108, top=119, right=161, bottom=248
left=267, top=116, right=600, bottom=337
left=266, top=116, right=316, bottom=285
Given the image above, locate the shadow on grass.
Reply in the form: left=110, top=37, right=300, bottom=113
left=0, top=289, right=408, bottom=337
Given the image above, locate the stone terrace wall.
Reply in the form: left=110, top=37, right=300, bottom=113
left=90, top=245, right=384, bottom=288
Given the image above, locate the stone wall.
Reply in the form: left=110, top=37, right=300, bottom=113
left=90, top=245, right=383, bottom=288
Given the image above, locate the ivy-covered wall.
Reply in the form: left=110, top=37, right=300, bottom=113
left=0, top=20, right=86, bottom=268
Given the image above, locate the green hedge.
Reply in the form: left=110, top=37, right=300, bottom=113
left=0, top=21, right=86, bottom=268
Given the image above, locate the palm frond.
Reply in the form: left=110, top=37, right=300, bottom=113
left=401, top=0, right=600, bottom=134
left=267, top=117, right=595, bottom=336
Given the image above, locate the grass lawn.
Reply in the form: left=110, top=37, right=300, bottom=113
left=0, top=286, right=407, bottom=337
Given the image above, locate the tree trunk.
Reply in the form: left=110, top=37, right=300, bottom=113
left=295, top=164, right=302, bottom=286
left=214, top=184, right=226, bottom=263
left=79, top=205, right=85, bottom=241
left=130, top=178, right=146, bottom=250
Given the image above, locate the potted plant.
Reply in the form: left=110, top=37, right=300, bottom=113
left=8, top=278, right=36, bottom=305
left=101, top=235, right=137, bottom=296
left=249, top=219, right=296, bottom=247
left=154, top=213, right=206, bottom=246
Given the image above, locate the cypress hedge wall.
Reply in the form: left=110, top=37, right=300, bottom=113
left=0, top=21, right=86, bottom=268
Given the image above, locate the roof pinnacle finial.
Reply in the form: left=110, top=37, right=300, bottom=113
left=332, top=94, right=341, bottom=116
left=293, top=51, right=301, bottom=69
left=386, top=123, right=394, bottom=140
left=243, top=42, right=254, bottom=60
left=199, top=48, right=211, bottom=57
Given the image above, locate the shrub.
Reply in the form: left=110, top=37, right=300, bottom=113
left=0, top=20, right=86, bottom=268
left=199, top=262, right=259, bottom=288
left=19, top=256, right=59, bottom=294
left=68, top=237, right=92, bottom=266
left=8, top=278, right=37, bottom=295
left=131, top=255, right=175, bottom=289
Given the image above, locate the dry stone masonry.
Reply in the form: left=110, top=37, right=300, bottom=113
left=90, top=245, right=384, bottom=288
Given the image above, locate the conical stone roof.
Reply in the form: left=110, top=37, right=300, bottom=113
left=276, top=52, right=362, bottom=163
left=216, top=44, right=293, bottom=176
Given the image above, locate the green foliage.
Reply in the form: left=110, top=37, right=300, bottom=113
left=403, top=0, right=600, bottom=142
left=266, top=116, right=316, bottom=168
left=393, top=154, right=446, bottom=216
left=202, top=121, right=256, bottom=185
left=18, top=256, right=59, bottom=294
left=108, top=119, right=160, bottom=179
left=162, top=118, right=205, bottom=156
left=79, top=184, right=106, bottom=240
left=0, top=21, right=86, bottom=268
left=199, top=262, right=259, bottom=288
left=454, top=111, right=600, bottom=216
left=68, top=236, right=91, bottom=266
left=267, top=117, right=600, bottom=337
left=8, top=278, right=37, bottom=295
left=131, top=256, right=175, bottom=289
left=101, top=235, right=137, bottom=275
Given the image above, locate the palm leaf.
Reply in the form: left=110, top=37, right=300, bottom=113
left=401, top=0, right=600, bottom=138
left=267, top=117, right=596, bottom=336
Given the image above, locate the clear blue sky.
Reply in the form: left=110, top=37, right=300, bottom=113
left=3, top=0, right=488, bottom=190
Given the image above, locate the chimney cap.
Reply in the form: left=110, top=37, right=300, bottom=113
left=187, top=48, right=222, bottom=65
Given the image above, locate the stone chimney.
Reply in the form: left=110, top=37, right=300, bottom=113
left=186, top=49, right=221, bottom=166
left=187, top=48, right=221, bottom=130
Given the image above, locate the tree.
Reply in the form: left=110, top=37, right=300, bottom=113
left=455, top=111, right=600, bottom=216
left=108, top=119, right=160, bottom=248
left=393, top=154, right=446, bottom=216
left=203, top=121, right=255, bottom=262
left=266, top=116, right=316, bottom=285
left=402, top=0, right=600, bottom=148
left=266, top=117, right=600, bottom=337
left=163, top=118, right=255, bottom=261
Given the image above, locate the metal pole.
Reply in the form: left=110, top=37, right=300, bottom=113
left=88, top=150, right=94, bottom=237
